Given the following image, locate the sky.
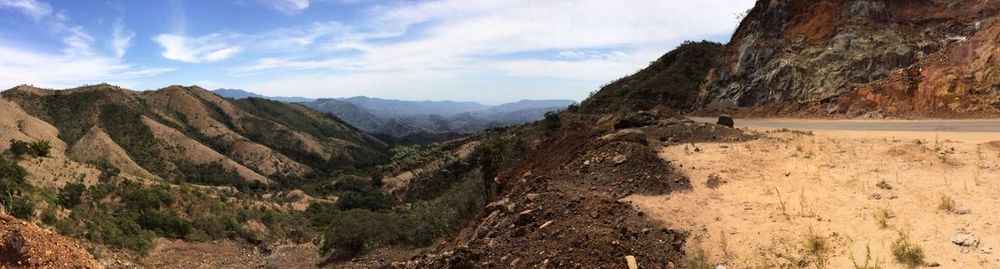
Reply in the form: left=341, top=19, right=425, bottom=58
left=0, top=0, right=755, bottom=104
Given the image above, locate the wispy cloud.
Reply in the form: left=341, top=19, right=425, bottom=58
left=152, top=33, right=242, bottom=63
left=261, top=0, right=309, bottom=15
left=225, top=0, right=753, bottom=102
left=111, top=19, right=133, bottom=58
left=0, top=46, right=173, bottom=89
left=0, top=0, right=52, bottom=20
left=0, top=0, right=171, bottom=89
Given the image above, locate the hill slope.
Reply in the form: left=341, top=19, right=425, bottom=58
left=1, top=84, right=387, bottom=186
left=580, top=41, right=724, bottom=113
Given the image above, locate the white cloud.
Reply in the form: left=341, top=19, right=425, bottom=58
left=0, top=0, right=171, bottom=89
left=0, top=45, right=173, bottom=89
left=226, top=0, right=755, bottom=102
left=263, top=0, right=309, bottom=14
left=0, top=0, right=52, bottom=20
left=152, top=33, right=242, bottom=63
left=111, top=19, right=133, bottom=58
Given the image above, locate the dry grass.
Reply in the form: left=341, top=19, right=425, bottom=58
left=937, top=195, right=956, bottom=212
left=890, top=231, right=924, bottom=267
left=774, top=187, right=789, bottom=220
left=685, top=248, right=713, bottom=269
left=851, top=243, right=885, bottom=269
left=873, top=207, right=894, bottom=229
left=802, top=227, right=830, bottom=268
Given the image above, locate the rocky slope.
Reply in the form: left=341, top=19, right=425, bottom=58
left=699, top=0, right=1000, bottom=117
left=1, top=84, right=387, bottom=186
left=0, top=212, right=101, bottom=268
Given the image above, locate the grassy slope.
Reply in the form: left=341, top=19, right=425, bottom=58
left=579, top=40, right=724, bottom=113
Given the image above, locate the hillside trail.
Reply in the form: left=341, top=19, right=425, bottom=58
left=628, top=117, right=1000, bottom=268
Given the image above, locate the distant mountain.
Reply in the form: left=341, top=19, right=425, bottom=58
left=303, top=97, right=575, bottom=139
left=484, top=99, right=575, bottom=114
left=211, top=88, right=574, bottom=139
left=340, top=96, right=490, bottom=117
left=214, top=88, right=315, bottom=103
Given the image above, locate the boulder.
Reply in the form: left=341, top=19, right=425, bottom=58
left=716, top=115, right=734, bottom=127
left=952, top=233, right=979, bottom=247
left=614, top=112, right=656, bottom=129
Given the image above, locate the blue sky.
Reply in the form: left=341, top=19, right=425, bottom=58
left=0, top=0, right=755, bottom=104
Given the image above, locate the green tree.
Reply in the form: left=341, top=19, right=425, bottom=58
left=8, top=139, right=30, bottom=158
left=58, top=182, right=86, bottom=208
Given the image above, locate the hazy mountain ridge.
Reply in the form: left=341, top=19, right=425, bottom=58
left=212, top=89, right=575, bottom=139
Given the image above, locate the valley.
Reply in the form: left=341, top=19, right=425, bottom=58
left=4, top=0, right=1000, bottom=268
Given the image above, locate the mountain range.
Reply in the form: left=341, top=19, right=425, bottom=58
left=212, top=89, right=575, bottom=140
left=2, top=84, right=386, bottom=186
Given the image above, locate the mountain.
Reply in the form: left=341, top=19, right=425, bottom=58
left=214, top=88, right=315, bottom=103
left=303, top=97, right=575, bottom=139
left=340, top=96, right=490, bottom=117
left=2, top=84, right=387, bottom=186
left=698, top=0, right=1000, bottom=117
left=303, top=98, right=386, bottom=131
left=483, top=99, right=576, bottom=114
left=580, top=40, right=723, bottom=113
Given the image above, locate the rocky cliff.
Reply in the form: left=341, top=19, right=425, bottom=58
left=699, top=0, right=1000, bottom=117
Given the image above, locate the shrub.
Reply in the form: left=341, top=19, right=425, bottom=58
left=9, top=198, right=35, bottom=219
left=27, top=140, right=50, bottom=157
left=320, top=209, right=403, bottom=258
left=801, top=227, right=829, bottom=267
left=937, top=195, right=955, bottom=212
left=135, top=210, right=190, bottom=238
left=874, top=207, right=893, bottom=229
left=7, top=139, right=51, bottom=158
left=40, top=207, right=58, bottom=225
left=336, top=191, right=395, bottom=211
left=8, top=139, right=30, bottom=157
left=123, top=184, right=174, bottom=210
left=0, top=158, right=27, bottom=184
left=890, top=232, right=924, bottom=266
left=58, top=182, right=86, bottom=208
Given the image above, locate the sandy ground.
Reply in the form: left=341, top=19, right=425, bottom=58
left=626, top=127, right=1000, bottom=268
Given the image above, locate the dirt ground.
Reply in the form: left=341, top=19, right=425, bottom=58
left=131, top=239, right=321, bottom=269
left=626, top=127, right=1000, bottom=268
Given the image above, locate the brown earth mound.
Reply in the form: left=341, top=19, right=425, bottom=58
left=385, top=114, right=756, bottom=268
left=0, top=213, right=101, bottom=268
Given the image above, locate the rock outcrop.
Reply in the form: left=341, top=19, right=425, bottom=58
left=699, top=0, right=1000, bottom=117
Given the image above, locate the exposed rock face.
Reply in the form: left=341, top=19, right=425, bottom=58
left=699, top=0, right=1000, bottom=116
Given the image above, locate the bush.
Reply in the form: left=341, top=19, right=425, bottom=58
left=8, top=139, right=30, bottom=157
left=320, top=209, right=402, bottom=257
left=9, top=198, right=34, bottom=219
left=58, top=182, right=86, bottom=208
left=336, top=191, right=395, bottom=211
left=28, top=140, right=51, bottom=157
left=7, top=139, right=51, bottom=158
left=135, top=210, right=190, bottom=238
left=890, top=232, right=924, bottom=266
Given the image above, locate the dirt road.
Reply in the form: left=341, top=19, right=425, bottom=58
left=690, top=117, right=1000, bottom=143
left=690, top=117, right=1000, bottom=132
